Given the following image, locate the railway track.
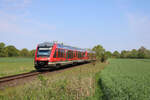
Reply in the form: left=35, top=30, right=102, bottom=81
left=0, top=63, right=90, bottom=89
left=0, top=71, right=40, bottom=84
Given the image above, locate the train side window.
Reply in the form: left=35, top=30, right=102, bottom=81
left=58, top=48, right=60, bottom=58
left=71, top=51, right=73, bottom=58
left=60, top=49, right=62, bottom=58
left=61, top=49, right=64, bottom=58
left=78, top=52, right=80, bottom=58
left=53, top=49, right=56, bottom=58
left=74, top=51, right=75, bottom=57
left=76, top=51, right=77, bottom=57
left=68, top=50, right=70, bottom=59
left=65, top=50, right=68, bottom=59
left=63, top=49, right=65, bottom=58
left=56, top=48, right=58, bottom=58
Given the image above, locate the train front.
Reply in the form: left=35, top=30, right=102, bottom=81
left=34, top=42, right=54, bottom=70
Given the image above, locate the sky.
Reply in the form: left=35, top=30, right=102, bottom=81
left=0, top=0, right=150, bottom=52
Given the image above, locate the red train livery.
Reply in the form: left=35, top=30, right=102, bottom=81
left=34, top=42, right=96, bottom=70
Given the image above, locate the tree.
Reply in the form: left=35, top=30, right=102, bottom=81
left=0, top=42, right=8, bottom=57
left=101, top=51, right=112, bottom=62
left=120, top=50, right=130, bottom=58
left=92, top=45, right=105, bottom=61
left=112, top=51, right=120, bottom=58
left=5, top=45, right=19, bottom=57
left=105, top=51, right=112, bottom=58
left=138, top=46, right=147, bottom=58
left=129, top=49, right=138, bottom=58
left=20, top=48, right=30, bottom=57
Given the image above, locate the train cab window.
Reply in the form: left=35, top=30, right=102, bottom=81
left=37, top=47, right=52, bottom=57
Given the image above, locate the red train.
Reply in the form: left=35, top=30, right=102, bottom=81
left=34, top=42, right=96, bottom=70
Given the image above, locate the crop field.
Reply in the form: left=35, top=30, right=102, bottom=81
left=0, top=57, right=34, bottom=77
left=99, top=59, right=150, bottom=100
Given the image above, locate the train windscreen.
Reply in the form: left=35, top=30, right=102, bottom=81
left=37, top=47, right=52, bottom=57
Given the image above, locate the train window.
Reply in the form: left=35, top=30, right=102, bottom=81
left=68, top=50, right=73, bottom=59
left=60, top=49, right=62, bottom=57
left=60, top=49, right=63, bottom=58
left=78, top=51, right=79, bottom=58
left=74, top=51, right=76, bottom=57
left=71, top=51, right=73, bottom=58
left=61, top=49, right=64, bottom=58
left=78, top=51, right=81, bottom=58
left=53, top=49, right=56, bottom=58
left=76, top=51, right=77, bottom=57
left=58, top=49, right=60, bottom=58
left=70, top=51, right=72, bottom=58
left=65, top=50, right=68, bottom=59
left=84, top=52, right=85, bottom=57
left=63, top=49, right=65, bottom=58
left=67, top=50, right=70, bottom=59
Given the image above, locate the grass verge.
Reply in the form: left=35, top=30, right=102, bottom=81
left=0, top=57, right=34, bottom=77
left=0, top=62, right=106, bottom=100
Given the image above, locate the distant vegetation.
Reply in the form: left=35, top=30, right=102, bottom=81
left=92, top=45, right=150, bottom=61
left=112, top=46, right=150, bottom=59
left=0, top=42, right=35, bottom=57
left=0, top=42, right=150, bottom=59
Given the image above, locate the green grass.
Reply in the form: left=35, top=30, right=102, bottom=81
left=0, top=57, right=34, bottom=77
left=0, top=62, right=106, bottom=100
left=99, top=59, right=150, bottom=100
left=1, top=58, right=150, bottom=100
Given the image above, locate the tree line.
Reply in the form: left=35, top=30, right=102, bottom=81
left=92, top=45, right=150, bottom=62
left=112, top=46, right=150, bottom=59
left=0, top=42, right=35, bottom=57
left=1, top=42, right=150, bottom=60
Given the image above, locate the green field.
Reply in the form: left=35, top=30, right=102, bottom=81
left=98, top=59, right=150, bottom=100
left=1, top=58, right=150, bottom=100
left=0, top=57, right=34, bottom=77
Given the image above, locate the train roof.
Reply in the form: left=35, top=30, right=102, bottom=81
left=57, top=43, right=86, bottom=52
left=38, top=42, right=54, bottom=47
left=38, top=42, right=95, bottom=53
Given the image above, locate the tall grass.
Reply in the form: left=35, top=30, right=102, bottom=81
left=0, top=62, right=106, bottom=100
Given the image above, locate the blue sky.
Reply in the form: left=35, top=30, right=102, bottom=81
left=0, top=0, right=150, bottom=52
